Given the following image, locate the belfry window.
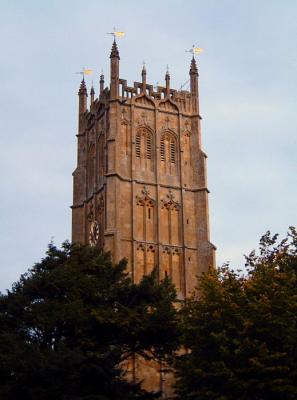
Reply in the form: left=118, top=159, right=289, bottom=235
left=135, top=129, right=152, bottom=160
left=160, top=132, right=177, bottom=175
left=160, top=133, right=176, bottom=164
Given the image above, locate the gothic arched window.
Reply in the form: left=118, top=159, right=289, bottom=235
left=160, top=132, right=177, bottom=175
left=135, top=128, right=152, bottom=160
left=135, top=128, right=154, bottom=173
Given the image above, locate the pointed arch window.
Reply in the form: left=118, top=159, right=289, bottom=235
left=160, top=132, right=178, bottom=174
left=135, top=128, right=152, bottom=160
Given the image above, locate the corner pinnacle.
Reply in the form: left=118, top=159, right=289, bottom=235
left=190, top=56, right=198, bottom=74
left=110, top=39, right=120, bottom=59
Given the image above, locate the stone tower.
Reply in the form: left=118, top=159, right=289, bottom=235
left=72, top=40, right=215, bottom=299
left=72, top=40, right=215, bottom=396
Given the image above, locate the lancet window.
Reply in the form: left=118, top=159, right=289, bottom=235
left=160, top=132, right=178, bottom=174
left=135, top=128, right=152, bottom=160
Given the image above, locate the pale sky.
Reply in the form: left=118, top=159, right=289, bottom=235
left=0, top=0, right=296, bottom=292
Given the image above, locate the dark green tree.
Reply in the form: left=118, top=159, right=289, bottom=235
left=175, top=227, right=297, bottom=400
left=0, top=242, right=179, bottom=400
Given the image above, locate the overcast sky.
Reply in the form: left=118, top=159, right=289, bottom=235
left=0, top=0, right=296, bottom=292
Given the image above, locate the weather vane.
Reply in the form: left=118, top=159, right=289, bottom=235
left=107, top=27, right=125, bottom=40
left=186, top=44, right=204, bottom=56
left=75, top=67, right=93, bottom=78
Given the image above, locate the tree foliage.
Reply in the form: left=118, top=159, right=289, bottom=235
left=0, top=243, right=179, bottom=400
left=175, top=227, right=297, bottom=400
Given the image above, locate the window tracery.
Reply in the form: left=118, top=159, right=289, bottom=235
left=135, top=128, right=152, bottom=160
left=160, top=132, right=178, bottom=175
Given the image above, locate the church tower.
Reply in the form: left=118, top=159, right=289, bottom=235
left=72, top=40, right=215, bottom=298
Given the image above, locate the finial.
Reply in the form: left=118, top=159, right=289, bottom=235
left=190, top=56, right=198, bottom=74
left=142, top=60, right=146, bottom=77
left=110, top=39, right=120, bottom=59
left=78, top=77, right=87, bottom=95
left=141, top=61, right=147, bottom=91
left=165, top=65, right=170, bottom=79
left=165, top=65, right=170, bottom=95
left=100, top=71, right=104, bottom=94
left=90, top=82, right=95, bottom=105
left=90, top=82, right=95, bottom=95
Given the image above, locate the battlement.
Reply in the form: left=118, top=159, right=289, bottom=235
left=84, top=78, right=194, bottom=116
left=78, top=41, right=200, bottom=126
left=118, top=78, right=190, bottom=99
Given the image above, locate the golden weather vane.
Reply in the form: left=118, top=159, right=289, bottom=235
left=75, top=67, right=93, bottom=78
left=186, top=44, right=204, bottom=56
left=107, top=27, right=125, bottom=39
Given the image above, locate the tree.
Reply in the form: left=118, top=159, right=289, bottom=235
left=175, top=227, right=297, bottom=400
left=0, top=243, right=179, bottom=400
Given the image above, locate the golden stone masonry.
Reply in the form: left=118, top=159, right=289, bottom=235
left=71, top=40, right=216, bottom=397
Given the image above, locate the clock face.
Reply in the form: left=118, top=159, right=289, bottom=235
left=89, top=221, right=100, bottom=246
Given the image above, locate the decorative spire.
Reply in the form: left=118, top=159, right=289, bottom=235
left=165, top=65, right=170, bottom=96
left=110, top=40, right=120, bottom=99
left=78, top=77, right=88, bottom=133
left=141, top=61, right=146, bottom=91
left=90, top=83, right=95, bottom=105
left=189, top=56, right=199, bottom=111
left=78, top=77, right=87, bottom=95
left=110, top=39, right=120, bottom=59
left=190, top=56, right=198, bottom=75
left=100, top=72, right=104, bottom=94
left=142, top=62, right=146, bottom=76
